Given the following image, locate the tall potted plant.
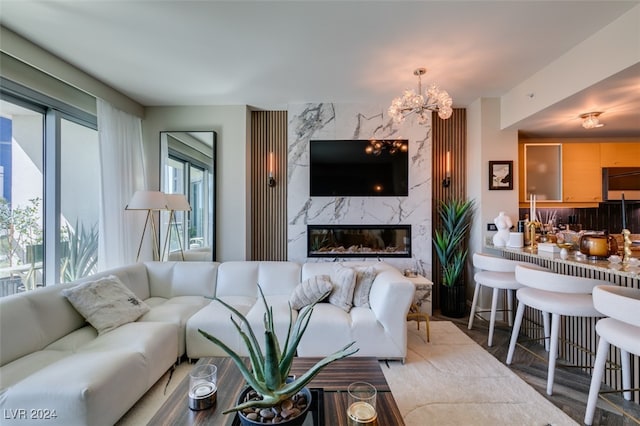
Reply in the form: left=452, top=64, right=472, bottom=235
left=433, top=198, right=475, bottom=318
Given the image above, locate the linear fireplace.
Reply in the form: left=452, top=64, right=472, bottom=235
left=307, top=224, right=411, bottom=258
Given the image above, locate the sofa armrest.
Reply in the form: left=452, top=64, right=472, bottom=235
left=368, top=269, right=415, bottom=335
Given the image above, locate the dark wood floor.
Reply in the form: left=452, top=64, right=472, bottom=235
left=431, top=312, right=640, bottom=426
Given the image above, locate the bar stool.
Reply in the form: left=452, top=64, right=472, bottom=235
left=584, top=285, right=640, bottom=425
left=468, top=253, right=523, bottom=347
left=506, top=264, right=609, bottom=396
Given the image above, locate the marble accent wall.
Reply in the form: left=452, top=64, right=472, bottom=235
left=287, top=103, right=433, bottom=277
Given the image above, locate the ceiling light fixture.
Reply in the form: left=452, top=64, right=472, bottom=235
left=388, top=67, right=453, bottom=125
left=580, top=111, right=604, bottom=129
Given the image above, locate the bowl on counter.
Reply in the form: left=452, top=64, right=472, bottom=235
left=579, top=233, right=618, bottom=259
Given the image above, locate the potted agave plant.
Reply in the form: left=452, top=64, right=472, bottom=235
left=198, top=286, right=358, bottom=425
left=433, top=198, right=475, bottom=318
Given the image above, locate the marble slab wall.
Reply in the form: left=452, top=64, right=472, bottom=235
left=287, top=103, right=433, bottom=277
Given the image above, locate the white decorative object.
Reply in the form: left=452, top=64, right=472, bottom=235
left=507, top=232, right=524, bottom=248
left=492, top=212, right=512, bottom=247
left=560, top=248, right=569, bottom=259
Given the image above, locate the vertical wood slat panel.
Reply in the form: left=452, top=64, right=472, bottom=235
left=431, top=109, right=467, bottom=309
left=251, top=111, right=287, bottom=260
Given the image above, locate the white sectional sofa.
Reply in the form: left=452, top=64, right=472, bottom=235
left=0, top=259, right=413, bottom=425
left=186, top=260, right=415, bottom=360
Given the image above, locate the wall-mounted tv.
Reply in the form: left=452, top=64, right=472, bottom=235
left=309, top=139, right=409, bottom=197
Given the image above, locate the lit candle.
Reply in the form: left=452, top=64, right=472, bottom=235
left=622, top=192, right=627, bottom=230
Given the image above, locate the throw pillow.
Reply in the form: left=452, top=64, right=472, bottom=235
left=351, top=266, right=377, bottom=308
left=289, top=275, right=333, bottom=310
left=328, top=265, right=357, bottom=312
left=62, top=275, right=150, bottom=335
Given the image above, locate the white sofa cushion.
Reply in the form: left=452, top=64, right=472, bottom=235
left=145, top=261, right=219, bottom=298
left=1, top=351, right=149, bottom=426
left=216, top=261, right=260, bottom=298
left=328, top=265, right=357, bottom=312
left=289, top=275, right=332, bottom=310
left=0, top=349, right=71, bottom=389
left=62, top=275, right=150, bottom=335
left=186, top=299, right=250, bottom=358
left=352, top=266, right=377, bottom=308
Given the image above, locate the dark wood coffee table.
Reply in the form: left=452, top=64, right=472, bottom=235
left=149, top=356, right=405, bottom=425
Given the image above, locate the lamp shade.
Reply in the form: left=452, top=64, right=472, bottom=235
left=165, top=193, right=191, bottom=211
left=125, top=190, right=169, bottom=211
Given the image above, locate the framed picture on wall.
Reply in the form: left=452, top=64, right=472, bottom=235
left=489, top=161, right=513, bottom=190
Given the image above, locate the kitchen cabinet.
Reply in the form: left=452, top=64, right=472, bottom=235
left=523, top=143, right=562, bottom=201
left=562, top=143, right=602, bottom=202
left=600, top=143, right=640, bottom=167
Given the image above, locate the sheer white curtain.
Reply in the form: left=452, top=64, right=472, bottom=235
left=97, top=99, right=147, bottom=270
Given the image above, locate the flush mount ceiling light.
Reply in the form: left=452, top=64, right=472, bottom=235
left=580, top=111, right=604, bottom=129
left=388, top=67, right=453, bottom=125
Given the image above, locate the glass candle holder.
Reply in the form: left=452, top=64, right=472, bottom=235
left=188, top=364, right=217, bottom=410
left=347, top=381, right=377, bottom=425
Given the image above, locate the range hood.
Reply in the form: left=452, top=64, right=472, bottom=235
left=603, top=167, right=640, bottom=201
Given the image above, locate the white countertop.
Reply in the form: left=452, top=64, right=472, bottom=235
left=488, top=244, right=640, bottom=279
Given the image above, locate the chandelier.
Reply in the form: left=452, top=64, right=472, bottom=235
left=388, top=67, right=453, bottom=125
left=580, top=111, right=604, bottom=129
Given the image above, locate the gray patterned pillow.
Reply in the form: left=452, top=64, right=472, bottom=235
left=62, top=275, right=150, bottom=334
left=328, top=266, right=357, bottom=312
left=289, top=275, right=333, bottom=310
left=352, top=266, right=377, bottom=308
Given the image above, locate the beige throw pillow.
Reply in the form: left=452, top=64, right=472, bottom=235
left=328, top=266, right=357, bottom=312
left=351, top=266, right=377, bottom=308
left=289, top=275, right=333, bottom=310
left=62, top=275, right=150, bottom=335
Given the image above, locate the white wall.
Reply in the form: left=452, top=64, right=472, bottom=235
left=143, top=106, right=249, bottom=262
left=467, top=97, right=519, bottom=312
left=286, top=103, right=433, bottom=277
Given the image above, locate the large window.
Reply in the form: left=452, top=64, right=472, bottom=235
left=0, top=91, right=99, bottom=297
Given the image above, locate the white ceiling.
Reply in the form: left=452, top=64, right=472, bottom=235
left=1, top=0, right=639, bottom=138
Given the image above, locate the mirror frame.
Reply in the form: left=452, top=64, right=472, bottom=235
left=159, top=131, right=217, bottom=261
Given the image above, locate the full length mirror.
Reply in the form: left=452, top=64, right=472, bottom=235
left=160, top=131, right=216, bottom=261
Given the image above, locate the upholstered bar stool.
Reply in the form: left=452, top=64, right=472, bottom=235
left=584, top=285, right=640, bottom=425
left=468, top=252, right=523, bottom=347
left=506, top=264, right=609, bottom=396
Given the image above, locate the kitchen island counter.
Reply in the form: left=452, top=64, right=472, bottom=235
left=489, top=245, right=639, bottom=287
left=487, top=244, right=639, bottom=404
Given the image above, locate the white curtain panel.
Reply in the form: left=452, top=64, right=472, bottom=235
left=97, top=99, right=147, bottom=269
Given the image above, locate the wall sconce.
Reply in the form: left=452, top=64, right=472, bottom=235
left=442, top=151, right=451, bottom=188
left=268, top=152, right=276, bottom=187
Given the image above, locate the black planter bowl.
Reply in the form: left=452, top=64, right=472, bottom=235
left=236, top=386, right=312, bottom=426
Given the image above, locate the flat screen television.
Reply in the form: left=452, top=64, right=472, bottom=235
left=309, top=139, right=409, bottom=197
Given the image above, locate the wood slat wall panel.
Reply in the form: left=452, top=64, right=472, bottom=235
left=250, top=111, right=287, bottom=260
left=432, top=109, right=467, bottom=308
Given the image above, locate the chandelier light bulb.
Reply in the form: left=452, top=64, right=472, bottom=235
left=388, top=67, right=453, bottom=125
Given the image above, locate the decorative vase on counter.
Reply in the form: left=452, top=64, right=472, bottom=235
left=492, top=212, right=512, bottom=247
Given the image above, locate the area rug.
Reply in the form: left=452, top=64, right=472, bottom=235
left=117, top=321, right=578, bottom=425
left=386, top=321, right=577, bottom=425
